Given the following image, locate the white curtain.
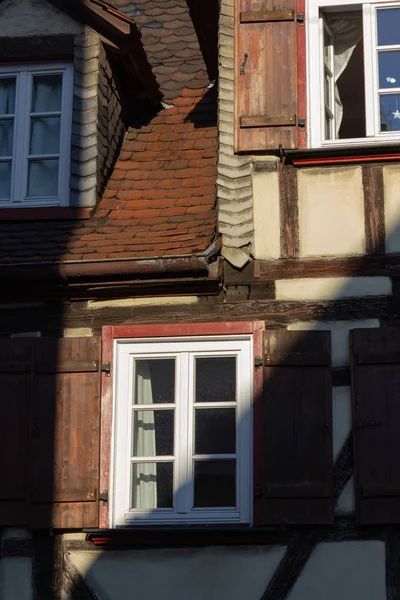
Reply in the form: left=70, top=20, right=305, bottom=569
left=327, top=14, right=363, bottom=135
left=31, top=75, right=62, bottom=113
left=132, top=361, right=157, bottom=509
left=0, top=79, right=15, bottom=115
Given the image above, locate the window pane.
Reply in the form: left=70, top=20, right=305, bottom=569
left=134, top=359, right=175, bottom=405
left=132, top=410, right=174, bottom=457
left=27, top=159, right=59, bottom=197
left=194, top=460, right=236, bottom=507
left=195, top=357, right=236, bottom=403
left=0, top=120, right=13, bottom=156
left=0, top=161, right=11, bottom=199
left=0, top=78, right=16, bottom=115
left=377, top=8, right=400, bottom=46
left=31, top=74, right=62, bottom=112
left=380, top=94, right=400, bottom=131
left=195, top=408, right=236, bottom=454
left=378, top=51, right=400, bottom=89
left=130, top=462, right=173, bottom=509
left=30, top=117, right=60, bottom=155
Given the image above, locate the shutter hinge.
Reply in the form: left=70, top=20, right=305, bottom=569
left=298, top=117, right=306, bottom=129
left=99, top=490, right=109, bottom=505
left=297, top=12, right=304, bottom=24
left=254, top=485, right=263, bottom=499
left=101, top=361, right=111, bottom=377
left=254, top=356, right=263, bottom=369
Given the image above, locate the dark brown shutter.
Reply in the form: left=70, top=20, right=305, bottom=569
left=31, top=337, right=101, bottom=529
left=352, top=327, right=400, bottom=524
left=235, top=0, right=299, bottom=152
left=0, top=339, right=32, bottom=526
left=259, top=330, right=333, bottom=524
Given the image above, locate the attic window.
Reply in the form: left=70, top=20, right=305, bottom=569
left=0, top=63, right=73, bottom=207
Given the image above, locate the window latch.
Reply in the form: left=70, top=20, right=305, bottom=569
left=240, top=53, right=248, bottom=75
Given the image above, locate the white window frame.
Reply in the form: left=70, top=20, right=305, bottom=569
left=0, top=62, right=73, bottom=207
left=112, top=335, right=253, bottom=527
left=308, top=0, right=400, bottom=147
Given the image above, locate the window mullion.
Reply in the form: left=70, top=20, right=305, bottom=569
left=364, top=3, right=377, bottom=136
left=175, top=352, right=189, bottom=514
left=12, top=72, right=27, bottom=202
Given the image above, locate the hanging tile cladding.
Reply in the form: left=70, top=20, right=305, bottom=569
left=0, top=87, right=217, bottom=263
left=218, top=0, right=254, bottom=249
left=71, top=28, right=101, bottom=208
left=112, top=0, right=209, bottom=100
left=96, top=44, right=125, bottom=199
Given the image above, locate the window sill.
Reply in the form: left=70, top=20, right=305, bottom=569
left=0, top=207, right=93, bottom=221
left=283, top=142, right=400, bottom=167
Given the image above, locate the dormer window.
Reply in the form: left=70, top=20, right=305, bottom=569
left=0, top=63, right=73, bottom=207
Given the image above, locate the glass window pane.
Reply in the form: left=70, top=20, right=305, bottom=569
left=131, top=410, right=174, bottom=457
left=378, top=51, right=400, bottom=89
left=0, top=78, right=16, bottom=115
left=31, top=74, right=62, bottom=112
left=194, top=460, right=236, bottom=507
left=195, top=357, right=236, bottom=403
left=0, top=161, right=11, bottom=199
left=27, top=159, right=59, bottom=197
left=195, top=408, right=236, bottom=454
left=134, top=359, right=175, bottom=405
left=30, top=117, right=60, bottom=155
left=377, top=8, right=400, bottom=46
left=130, top=462, right=173, bottom=509
left=0, top=120, right=13, bottom=156
left=380, top=94, right=400, bottom=132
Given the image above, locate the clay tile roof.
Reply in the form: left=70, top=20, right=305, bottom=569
left=0, top=85, right=217, bottom=264
left=111, top=0, right=210, bottom=100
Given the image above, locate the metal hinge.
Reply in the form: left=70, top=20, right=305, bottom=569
left=297, top=12, right=304, bottom=24
left=99, top=491, right=109, bottom=505
left=254, top=485, right=263, bottom=499
left=254, top=356, right=263, bottom=369
left=298, top=117, right=306, bottom=129
left=101, top=361, right=111, bottom=377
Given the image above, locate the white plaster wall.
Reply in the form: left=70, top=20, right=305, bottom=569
left=276, top=277, right=391, bottom=300
left=68, top=546, right=286, bottom=600
left=252, top=169, right=280, bottom=260
left=298, top=167, right=365, bottom=257
left=383, top=164, right=400, bottom=253
left=288, top=542, right=386, bottom=600
left=0, top=0, right=82, bottom=36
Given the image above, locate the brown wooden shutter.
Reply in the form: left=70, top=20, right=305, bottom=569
left=235, top=0, right=299, bottom=152
left=352, top=327, right=400, bottom=524
left=258, top=330, right=333, bottom=524
left=31, top=337, right=101, bottom=529
left=0, top=339, right=32, bottom=526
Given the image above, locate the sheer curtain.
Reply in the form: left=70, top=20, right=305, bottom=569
left=133, top=361, right=157, bottom=509
left=327, top=14, right=363, bottom=135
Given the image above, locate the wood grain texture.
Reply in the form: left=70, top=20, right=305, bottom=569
left=225, top=255, right=400, bottom=284
left=279, top=165, right=299, bottom=258
left=362, top=165, right=385, bottom=255
left=261, top=330, right=333, bottom=524
left=235, top=0, right=298, bottom=151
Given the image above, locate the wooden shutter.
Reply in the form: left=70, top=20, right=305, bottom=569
left=31, top=337, right=101, bottom=529
left=258, top=330, right=333, bottom=524
left=352, top=328, right=400, bottom=524
left=235, top=0, right=301, bottom=152
left=0, top=339, right=32, bottom=526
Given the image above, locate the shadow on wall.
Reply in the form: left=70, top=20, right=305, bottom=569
left=61, top=208, right=400, bottom=600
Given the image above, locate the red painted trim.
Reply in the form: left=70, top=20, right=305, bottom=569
left=100, top=320, right=265, bottom=528
left=99, top=325, right=114, bottom=529
left=0, top=207, right=92, bottom=221
left=252, top=321, right=265, bottom=526
left=109, top=322, right=260, bottom=339
left=292, top=153, right=400, bottom=167
left=297, top=0, right=307, bottom=149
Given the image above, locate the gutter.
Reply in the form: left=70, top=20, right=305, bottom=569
left=0, top=242, right=221, bottom=282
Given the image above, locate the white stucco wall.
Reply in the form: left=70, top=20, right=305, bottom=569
left=0, top=0, right=82, bottom=36
left=68, top=546, right=287, bottom=600
left=252, top=168, right=280, bottom=260
left=383, top=164, right=400, bottom=253
left=276, top=277, right=391, bottom=300
left=298, top=167, right=365, bottom=257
